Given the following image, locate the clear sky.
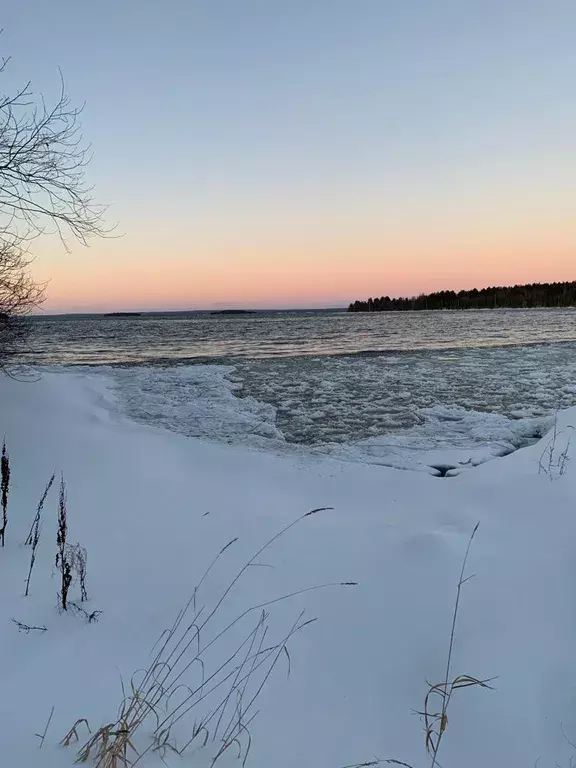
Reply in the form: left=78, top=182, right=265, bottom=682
left=2, top=1, right=576, bottom=311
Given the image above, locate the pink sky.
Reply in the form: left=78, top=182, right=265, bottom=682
left=13, top=1, right=575, bottom=313
left=38, top=188, right=576, bottom=312
left=39, top=239, right=576, bottom=313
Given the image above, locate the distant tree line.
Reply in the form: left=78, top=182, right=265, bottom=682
left=348, top=281, right=576, bottom=312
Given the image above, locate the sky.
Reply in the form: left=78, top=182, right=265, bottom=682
left=2, top=0, right=576, bottom=312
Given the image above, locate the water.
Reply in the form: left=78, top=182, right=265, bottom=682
left=26, top=307, right=576, bottom=365
left=23, top=308, right=576, bottom=472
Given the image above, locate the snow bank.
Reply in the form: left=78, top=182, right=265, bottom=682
left=1, top=370, right=576, bottom=767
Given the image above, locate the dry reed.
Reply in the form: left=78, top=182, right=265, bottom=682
left=65, top=507, right=354, bottom=767
left=25, top=474, right=55, bottom=596
left=419, top=522, right=493, bottom=767
left=1, top=438, right=10, bottom=546
left=56, top=475, right=73, bottom=610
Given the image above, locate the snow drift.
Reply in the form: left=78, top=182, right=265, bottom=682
left=0, top=369, right=575, bottom=767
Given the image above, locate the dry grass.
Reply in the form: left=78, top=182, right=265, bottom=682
left=65, top=508, right=354, bottom=767
left=56, top=475, right=75, bottom=611
left=74, top=687, right=155, bottom=768
left=61, top=718, right=91, bottom=747
left=416, top=524, right=492, bottom=768
left=349, top=523, right=491, bottom=768
left=341, top=760, right=414, bottom=767
left=421, top=675, right=493, bottom=765
left=56, top=474, right=68, bottom=569
left=25, top=473, right=55, bottom=545
left=67, top=542, right=89, bottom=601
left=418, top=523, right=494, bottom=767
left=53, top=474, right=92, bottom=608
left=69, top=601, right=102, bottom=623
left=24, top=473, right=55, bottom=596
left=538, top=417, right=574, bottom=480
left=1, top=437, right=10, bottom=546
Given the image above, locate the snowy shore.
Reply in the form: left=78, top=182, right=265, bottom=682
left=1, top=369, right=576, bottom=767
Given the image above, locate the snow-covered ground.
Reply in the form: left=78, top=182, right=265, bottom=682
left=1, top=369, right=576, bottom=767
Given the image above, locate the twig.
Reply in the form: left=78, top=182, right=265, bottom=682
left=11, top=618, right=48, bottom=633
left=69, top=601, right=102, bottom=623
left=35, top=705, right=55, bottom=747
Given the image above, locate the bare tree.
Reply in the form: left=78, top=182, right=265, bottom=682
left=0, top=237, right=44, bottom=367
left=0, top=45, right=107, bottom=365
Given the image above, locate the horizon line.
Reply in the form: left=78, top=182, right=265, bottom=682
left=32, top=306, right=347, bottom=317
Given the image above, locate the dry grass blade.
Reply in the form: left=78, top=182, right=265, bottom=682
left=24, top=473, right=56, bottom=596
left=152, top=727, right=181, bottom=762
left=61, top=718, right=91, bottom=746
left=341, top=760, right=415, bottom=768
left=384, top=762, right=415, bottom=767
left=75, top=725, right=114, bottom=764
left=25, top=473, right=55, bottom=545
left=423, top=672, right=495, bottom=762
left=451, top=674, right=495, bottom=690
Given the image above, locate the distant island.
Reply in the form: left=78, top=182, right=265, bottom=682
left=210, top=309, right=256, bottom=316
left=104, top=312, right=142, bottom=317
left=348, top=281, right=576, bottom=312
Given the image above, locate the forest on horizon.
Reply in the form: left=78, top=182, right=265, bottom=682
left=348, top=281, right=576, bottom=312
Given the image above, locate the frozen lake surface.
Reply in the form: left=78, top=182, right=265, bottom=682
left=25, top=308, right=576, bottom=472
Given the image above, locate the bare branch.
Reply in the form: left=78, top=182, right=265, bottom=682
left=0, top=48, right=110, bottom=366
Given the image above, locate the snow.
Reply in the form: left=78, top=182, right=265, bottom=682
left=98, top=364, right=284, bottom=444
left=1, top=369, right=576, bottom=767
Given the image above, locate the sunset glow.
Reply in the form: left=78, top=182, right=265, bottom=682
left=4, top=1, right=575, bottom=312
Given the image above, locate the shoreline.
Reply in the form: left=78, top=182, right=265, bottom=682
left=42, top=364, right=552, bottom=476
